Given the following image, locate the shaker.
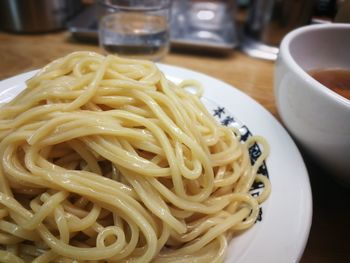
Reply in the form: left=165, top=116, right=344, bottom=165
left=242, top=0, right=316, bottom=60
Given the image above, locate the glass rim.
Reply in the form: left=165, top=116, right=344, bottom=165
left=98, top=0, right=171, bottom=12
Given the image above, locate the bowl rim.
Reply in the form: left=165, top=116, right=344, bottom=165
left=279, top=23, right=350, bottom=108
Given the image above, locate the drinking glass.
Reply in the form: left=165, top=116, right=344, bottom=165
left=98, top=0, right=172, bottom=61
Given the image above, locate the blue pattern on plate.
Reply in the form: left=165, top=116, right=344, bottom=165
left=211, top=106, right=269, bottom=222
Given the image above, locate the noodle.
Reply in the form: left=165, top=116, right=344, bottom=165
left=0, top=52, right=270, bottom=262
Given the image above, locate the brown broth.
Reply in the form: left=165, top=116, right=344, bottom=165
left=308, top=69, right=350, bottom=100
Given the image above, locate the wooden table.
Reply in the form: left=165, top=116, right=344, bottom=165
left=0, top=31, right=349, bottom=263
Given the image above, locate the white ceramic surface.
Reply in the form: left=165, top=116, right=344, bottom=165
left=0, top=66, right=312, bottom=263
left=275, top=23, right=350, bottom=184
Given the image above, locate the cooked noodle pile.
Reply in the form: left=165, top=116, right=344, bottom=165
left=0, top=52, right=270, bottom=263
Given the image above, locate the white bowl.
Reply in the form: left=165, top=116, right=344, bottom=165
left=275, top=23, right=350, bottom=184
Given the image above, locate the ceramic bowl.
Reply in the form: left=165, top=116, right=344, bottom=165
left=275, top=23, right=350, bottom=184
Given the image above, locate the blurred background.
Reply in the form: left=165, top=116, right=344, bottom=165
left=0, top=0, right=349, bottom=60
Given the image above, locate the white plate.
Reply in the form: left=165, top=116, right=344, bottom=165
left=0, top=65, right=312, bottom=263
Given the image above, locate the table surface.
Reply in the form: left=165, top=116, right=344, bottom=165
left=0, top=31, right=349, bottom=263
